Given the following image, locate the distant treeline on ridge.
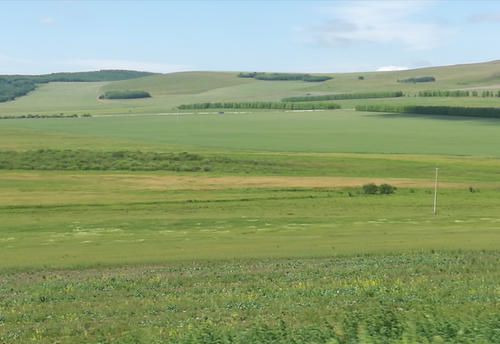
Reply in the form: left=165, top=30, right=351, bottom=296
left=355, top=104, right=500, bottom=118
left=0, top=70, right=155, bottom=103
left=282, top=91, right=403, bottom=102
left=99, top=90, right=151, bottom=99
left=397, top=76, right=435, bottom=83
left=238, top=72, right=332, bottom=82
left=177, top=101, right=340, bottom=110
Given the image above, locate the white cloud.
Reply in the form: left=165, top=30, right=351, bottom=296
left=303, top=1, right=452, bottom=50
left=39, top=17, right=54, bottom=24
left=61, top=58, right=192, bottom=73
left=376, top=65, right=409, bottom=72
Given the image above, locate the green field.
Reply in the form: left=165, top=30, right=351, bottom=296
left=1, top=61, right=499, bottom=343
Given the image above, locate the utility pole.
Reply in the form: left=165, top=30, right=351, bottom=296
left=433, top=168, right=439, bottom=215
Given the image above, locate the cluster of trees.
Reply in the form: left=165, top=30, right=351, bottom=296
left=398, top=76, right=436, bottom=83
left=282, top=91, right=403, bottom=102
left=237, top=72, right=332, bottom=82
left=177, top=101, right=341, bottom=110
left=0, top=78, right=37, bottom=102
left=99, top=90, right=151, bottom=99
left=355, top=104, right=500, bottom=118
left=0, top=113, right=91, bottom=120
left=362, top=183, right=396, bottom=195
left=0, top=70, right=155, bottom=103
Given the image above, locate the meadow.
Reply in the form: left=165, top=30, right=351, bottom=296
left=1, top=61, right=499, bottom=343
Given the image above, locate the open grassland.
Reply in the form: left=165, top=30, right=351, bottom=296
left=1, top=168, right=500, bottom=270
left=1, top=61, right=500, bottom=343
left=1, top=111, right=500, bottom=156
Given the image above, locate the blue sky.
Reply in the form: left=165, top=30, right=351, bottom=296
left=1, top=0, right=500, bottom=74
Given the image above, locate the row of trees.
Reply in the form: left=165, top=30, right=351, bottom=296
left=417, top=90, right=500, bottom=97
left=282, top=91, right=403, bottom=102
left=237, top=72, right=332, bottom=82
left=398, top=76, right=436, bottom=83
left=355, top=104, right=500, bottom=118
left=479, top=90, right=500, bottom=97
left=418, top=90, right=470, bottom=97
left=177, top=101, right=341, bottom=110
left=0, top=113, right=91, bottom=120
left=99, top=90, right=151, bottom=99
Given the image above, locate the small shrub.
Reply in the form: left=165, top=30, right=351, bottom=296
left=379, top=184, right=396, bottom=194
left=362, top=183, right=379, bottom=194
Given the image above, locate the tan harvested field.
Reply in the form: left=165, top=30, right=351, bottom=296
left=0, top=171, right=480, bottom=207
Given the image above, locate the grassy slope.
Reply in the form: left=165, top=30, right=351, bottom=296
left=100, top=71, right=255, bottom=95
left=1, top=60, right=500, bottom=115
left=306, top=59, right=500, bottom=93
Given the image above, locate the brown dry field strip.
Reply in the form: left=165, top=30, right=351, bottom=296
left=3, top=171, right=495, bottom=206
left=0, top=172, right=467, bottom=190
left=104, top=175, right=461, bottom=190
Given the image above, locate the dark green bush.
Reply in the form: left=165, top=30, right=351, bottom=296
left=362, top=183, right=396, bottom=195
left=379, top=183, right=396, bottom=194
left=362, top=183, right=379, bottom=194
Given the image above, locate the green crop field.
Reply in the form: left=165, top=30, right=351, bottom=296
left=1, top=60, right=499, bottom=343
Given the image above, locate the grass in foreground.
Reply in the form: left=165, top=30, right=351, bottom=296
left=0, top=252, right=498, bottom=343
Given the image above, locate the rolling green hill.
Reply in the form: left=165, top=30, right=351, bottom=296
left=100, top=71, right=255, bottom=96
left=0, top=70, right=155, bottom=103
left=1, top=60, right=500, bottom=115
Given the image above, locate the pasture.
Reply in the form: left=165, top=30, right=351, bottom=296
left=1, top=61, right=500, bottom=343
left=1, top=111, right=500, bottom=156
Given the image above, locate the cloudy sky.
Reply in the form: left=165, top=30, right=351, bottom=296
left=1, top=0, right=500, bottom=74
